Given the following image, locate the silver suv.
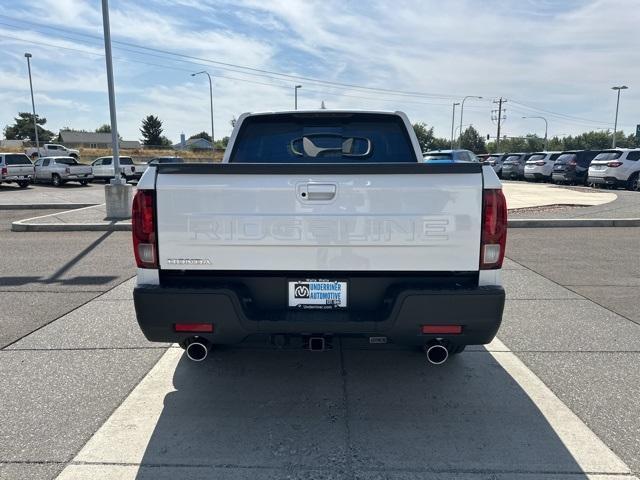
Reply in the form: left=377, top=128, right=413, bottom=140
left=588, top=149, right=640, bottom=190
left=524, top=152, right=562, bottom=182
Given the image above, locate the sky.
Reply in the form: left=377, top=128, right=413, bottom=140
left=0, top=0, right=638, bottom=144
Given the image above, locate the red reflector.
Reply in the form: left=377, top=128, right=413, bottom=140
left=174, top=323, right=214, bottom=333
left=422, top=325, right=463, bottom=334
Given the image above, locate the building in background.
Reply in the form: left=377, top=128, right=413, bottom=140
left=173, top=132, right=212, bottom=151
left=58, top=130, right=141, bottom=149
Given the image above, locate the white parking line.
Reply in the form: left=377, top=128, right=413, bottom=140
left=54, top=340, right=637, bottom=479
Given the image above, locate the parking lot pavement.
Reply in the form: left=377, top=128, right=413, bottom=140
left=0, top=264, right=630, bottom=480
left=0, top=182, right=106, bottom=206
left=506, top=227, right=640, bottom=323
left=0, top=209, right=135, bottom=347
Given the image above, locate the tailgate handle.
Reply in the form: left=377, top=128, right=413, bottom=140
left=305, top=183, right=336, bottom=201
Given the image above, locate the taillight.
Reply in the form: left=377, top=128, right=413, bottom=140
left=65, top=167, right=70, bottom=174
left=535, top=161, right=545, bottom=166
left=132, top=190, right=157, bottom=268
left=480, top=189, right=507, bottom=270
left=1, top=167, right=6, bottom=176
left=607, top=161, right=623, bottom=167
left=568, top=160, right=577, bottom=166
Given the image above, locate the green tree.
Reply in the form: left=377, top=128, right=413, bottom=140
left=412, top=123, right=450, bottom=152
left=459, top=126, right=487, bottom=153
left=4, top=112, right=55, bottom=142
left=159, top=136, right=172, bottom=147
left=189, top=131, right=212, bottom=142
left=215, top=136, right=230, bottom=149
left=95, top=124, right=111, bottom=133
left=140, top=115, right=164, bottom=146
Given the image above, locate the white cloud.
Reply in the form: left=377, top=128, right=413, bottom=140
left=1, top=0, right=639, bottom=141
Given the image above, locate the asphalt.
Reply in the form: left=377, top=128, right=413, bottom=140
left=0, top=209, right=135, bottom=348
left=502, top=227, right=640, bottom=473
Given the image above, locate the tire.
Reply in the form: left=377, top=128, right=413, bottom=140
left=69, top=154, right=78, bottom=159
left=51, top=174, right=62, bottom=187
left=626, top=173, right=639, bottom=191
left=17, top=181, right=29, bottom=189
left=80, top=180, right=89, bottom=186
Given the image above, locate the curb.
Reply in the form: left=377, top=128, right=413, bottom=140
left=0, top=203, right=98, bottom=210
left=508, top=218, right=640, bottom=228
left=11, top=222, right=131, bottom=232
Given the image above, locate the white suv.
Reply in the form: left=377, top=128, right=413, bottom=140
left=524, top=151, right=561, bottom=182
left=588, top=149, right=640, bottom=190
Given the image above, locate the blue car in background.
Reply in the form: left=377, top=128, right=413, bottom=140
left=423, top=149, right=481, bottom=163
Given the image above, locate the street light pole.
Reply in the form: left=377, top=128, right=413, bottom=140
left=458, top=95, right=483, bottom=148
left=522, top=116, right=548, bottom=150
left=295, top=85, right=302, bottom=110
left=192, top=71, right=215, bottom=150
left=101, top=0, right=132, bottom=220
left=24, top=53, right=40, bottom=156
left=611, top=85, right=628, bottom=148
left=101, top=0, right=121, bottom=183
left=450, top=102, right=460, bottom=149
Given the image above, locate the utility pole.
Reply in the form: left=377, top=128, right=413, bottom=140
left=24, top=53, right=40, bottom=157
left=493, top=98, right=507, bottom=152
left=450, top=102, right=460, bottom=149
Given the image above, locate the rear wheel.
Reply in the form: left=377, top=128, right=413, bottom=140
left=626, top=173, right=639, bottom=191
left=80, top=180, right=89, bottom=186
left=17, top=181, right=29, bottom=189
left=51, top=174, right=62, bottom=187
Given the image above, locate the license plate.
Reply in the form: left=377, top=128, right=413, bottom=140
left=593, top=165, right=605, bottom=170
left=288, top=280, right=347, bottom=309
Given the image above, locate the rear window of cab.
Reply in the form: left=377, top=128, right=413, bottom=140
left=593, top=152, right=622, bottom=161
left=4, top=154, right=33, bottom=165
left=555, top=154, right=576, bottom=164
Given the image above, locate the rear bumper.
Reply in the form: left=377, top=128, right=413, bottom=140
left=524, top=171, right=548, bottom=180
left=133, top=284, right=505, bottom=347
left=1, top=175, right=33, bottom=181
left=588, top=175, right=624, bottom=186
left=502, top=167, right=521, bottom=178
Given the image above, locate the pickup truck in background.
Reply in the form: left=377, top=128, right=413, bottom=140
left=132, top=111, right=507, bottom=365
left=0, top=153, right=35, bottom=188
left=34, top=156, right=93, bottom=186
left=92, top=156, right=147, bottom=182
left=25, top=143, right=80, bottom=159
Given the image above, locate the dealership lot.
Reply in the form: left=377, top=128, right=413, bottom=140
left=0, top=204, right=638, bottom=479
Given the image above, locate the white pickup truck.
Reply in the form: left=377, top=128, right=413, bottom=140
left=132, top=111, right=507, bottom=364
left=25, top=143, right=80, bottom=159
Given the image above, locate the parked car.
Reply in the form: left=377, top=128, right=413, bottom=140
left=551, top=150, right=599, bottom=185
left=587, top=149, right=640, bottom=190
left=92, top=156, right=147, bottom=182
left=423, top=149, right=480, bottom=163
left=147, top=156, right=184, bottom=165
left=524, top=152, right=562, bottom=182
left=0, top=153, right=34, bottom=188
left=483, top=153, right=507, bottom=178
left=25, top=143, right=79, bottom=160
left=501, top=153, right=531, bottom=180
left=132, top=110, right=506, bottom=364
left=34, top=156, right=93, bottom=186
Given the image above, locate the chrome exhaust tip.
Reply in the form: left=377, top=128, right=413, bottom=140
left=186, top=338, right=210, bottom=362
left=424, top=341, right=449, bottom=365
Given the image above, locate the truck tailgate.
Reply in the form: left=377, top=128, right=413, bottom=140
left=155, top=164, right=483, bottom=272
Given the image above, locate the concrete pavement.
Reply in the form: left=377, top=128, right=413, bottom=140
left=0, top=253, right=638, bottom=479
left=502, top=181, right=617, bottom=210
